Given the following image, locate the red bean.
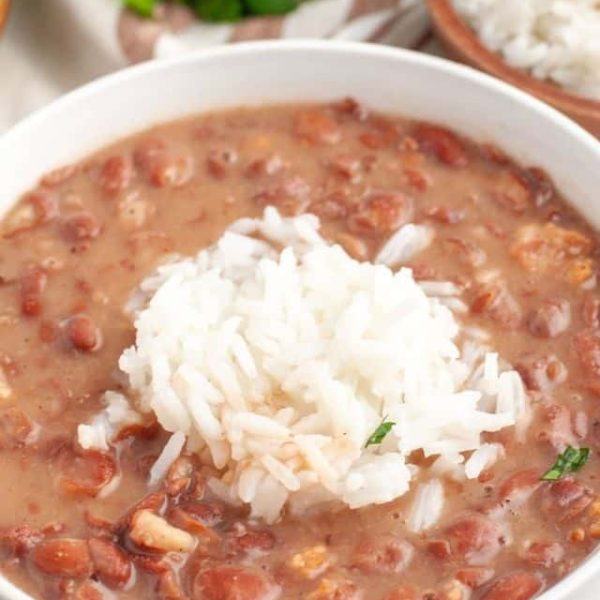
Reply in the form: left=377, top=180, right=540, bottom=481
left=98, top=155, right=133, bottom=195
left=470, top=284, right=522, bottom=330
left=294, top=109, right=341, bottom=145
left=481, top=572, right=543, bottom=600
left=348, top=191, right=414, bottom=237
left=574, top=329, right=600, bottom=378
left=88, top=538, right=132, bottom=589
left=157, top=570, right=187, bottom=600
left=425, top=207, right=464, bottom=224
left=358, top=116, right=400, bottom=150
left=309, top=190, right=350, bottom=221
left=335, top=232, right=368, bottom=261
left=515, top=355, right=567, bottom=392
left=538, top=403, right=576, bottom=452
left=164, top=455, right=195, bottom=496
left=527, top=299, right=570, bottom=338
left=445, top=515, right=504, bottom=565
left=351, top=534, right=413, bottom=574
left=66, top=314, right=103, bottom=352
left=498, top=469, right=541, bottom=506
left=31, top=539, right=93, bottom=578
left=527, top=167, right=555, bottom=207
left=206, top=148, right=238, bottom=179
left=180, top=502, right=224, bottom=527
left=542, top=478, right=593, bottom=522
left=60, top=450, right=117, bottom=497
left=443, top=238, right=486, bottom=268
left=455, top=567, right=495, bottom=589
left=134, top=138, right=193, bottom=188
left=132, top=553, right=171, bottom=575
left=582, top=296, right=600, bottom=329
left=244, top=155, right=285, bottom=179
left=74, top=582, right=104, bottom=600
left=61, top=212, right=101, bottom=243
left=192, top=565, right=277, bottom=600
left=413, top=123, right=468, bottom=167
left=4, top=190, right=59, bottom=237
left=404, top=168, right=431, bottom=192
left=19, top=268, right=47, bottom=317
left=523, top=541, right=564, bottom=568
left=492, top=171, right=531, bottom=213
left=427, top=539, right=452, bottom=560
left=134, top=138, right=166, bottom=172
left=40, top=164, right=78, bottom=188
left=253, top=176, right=311, bottom=216
left=328, top=155, right=362, bottom=182
left=333, top=97, right=368, bottom=121
left=151, top=154, right=194, bottom=188
left=0, top=525, right=45, bottom=558
left=225, top=529, right=276, bottom=555
left=310, top=579, right=363, bottom=600
left=0, top=407, right=36, bottom=450
left=385, top=586, right=419, bottom=600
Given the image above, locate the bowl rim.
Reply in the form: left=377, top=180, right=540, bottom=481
left=0, top=39, right=600, bottom=600
left=426, top=0, right=600, bottom=118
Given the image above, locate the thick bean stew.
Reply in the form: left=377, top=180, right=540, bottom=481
left=1, top=100, right=600, bottom=600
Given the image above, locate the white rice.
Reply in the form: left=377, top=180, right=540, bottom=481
left=407, top=479, right=445, bottom=532
left=79, top=207, right=527, bottom=523
left=453, top=0, right=600, bottom=99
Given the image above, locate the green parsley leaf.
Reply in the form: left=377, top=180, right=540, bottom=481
left=541, top=446, right=590, bottom=481
left=244, top=0, right=299, bottom=16
left=365, top=417, right=396, bottom=448
left=193, top=0, right=244, bottom=22
left=123, top=0, right=157, bottom=17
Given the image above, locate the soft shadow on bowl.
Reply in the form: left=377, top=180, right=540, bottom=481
left=426, top=0, right=600, bottom=138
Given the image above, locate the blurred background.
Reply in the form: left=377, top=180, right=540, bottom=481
left=0, top=0, right=439, bottom=133
left=3, top=1, right=598, bottom=136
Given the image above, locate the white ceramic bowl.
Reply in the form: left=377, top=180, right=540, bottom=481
left=1, top=40, right=599, bottom=600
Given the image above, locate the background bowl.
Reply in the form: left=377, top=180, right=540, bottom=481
left=0, top=0, right=10, bottom=36
left=0, top=40, right=600, bottom=599
left=427, top=0, right=600, bottom=138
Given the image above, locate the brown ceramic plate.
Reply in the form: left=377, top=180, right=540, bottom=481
left=0, top=0, right=10, bottom=36
left=427, top=0, right=600, bottom=138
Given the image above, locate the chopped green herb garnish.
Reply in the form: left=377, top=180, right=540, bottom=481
left=541, top=446, right=590, bottom=481
left=124, top=0, right=302, bottom=21
left=193, top=0, right=244, bottom=22
left=124, top=0, right=157, bottom=17
left=365, top=417, right=396, bottom=448
left=245, top=0, right=299, bottom=15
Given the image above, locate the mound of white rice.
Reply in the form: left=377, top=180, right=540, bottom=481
left=79, top=207, right=527, bottom=524
left=453, top=0, right=600, bottom=100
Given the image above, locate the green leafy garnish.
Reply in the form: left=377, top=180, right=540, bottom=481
left=541, top=446, right=590, bottom=481
left=365, top=417, right=396, bottom=448
left=245, top=0, right=299, bottom=15
left=124, top=0, right=157, bottom=17
left=124, top=0, right=303, bottom=21
left=193, top=0, right=244, bottom=22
